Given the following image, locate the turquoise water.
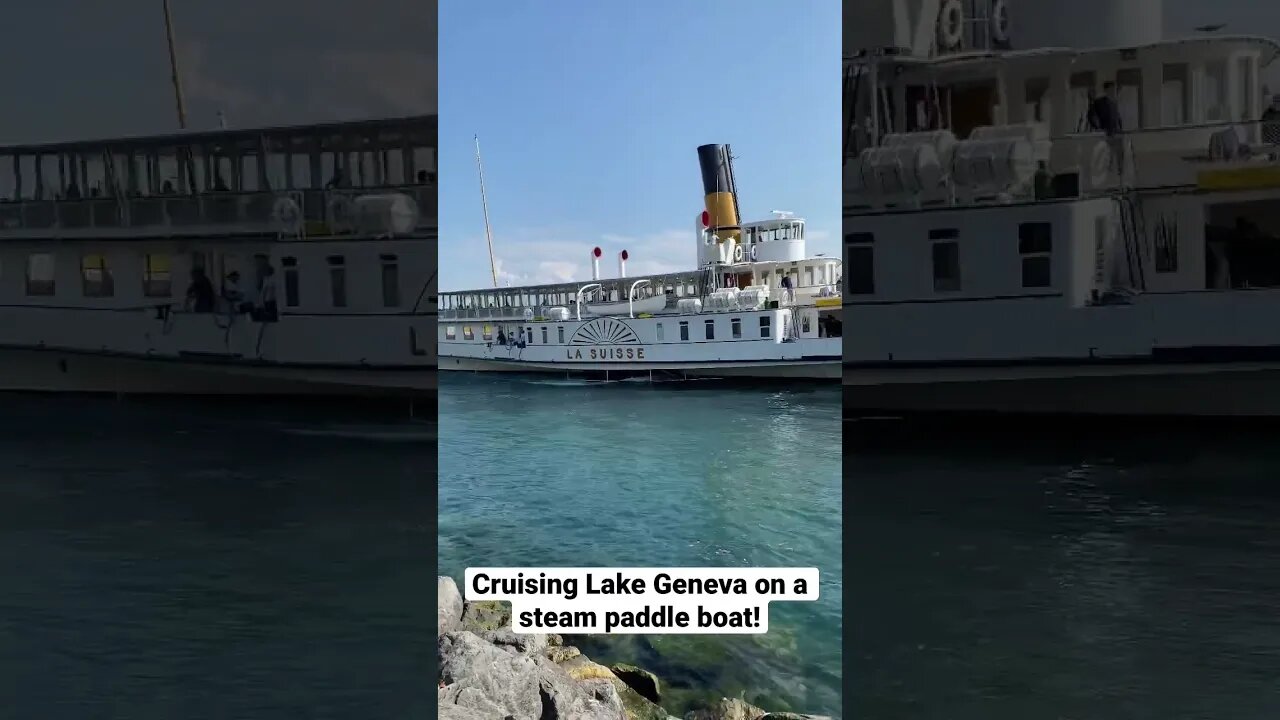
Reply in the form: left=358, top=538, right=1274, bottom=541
left=437, top=374, right=843, bottom=716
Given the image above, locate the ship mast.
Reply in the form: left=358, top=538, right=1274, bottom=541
left=162, top=0, right=189, bottom=130
left=475, top=135, right=499, bottom=288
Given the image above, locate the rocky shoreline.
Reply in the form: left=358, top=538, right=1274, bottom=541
left=438, top=576, right=833, bottom=720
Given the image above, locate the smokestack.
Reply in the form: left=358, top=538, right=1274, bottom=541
left=618, top=249, right=628, bottom=278
left=591, top=246, right=601, bottom=280
left=696, top=144, right=741, bottom=247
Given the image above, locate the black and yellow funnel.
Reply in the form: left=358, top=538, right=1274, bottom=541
left=697, top=144, right=741, bottom=244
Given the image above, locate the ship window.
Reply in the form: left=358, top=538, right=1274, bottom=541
left=931, top=241, right=961, bottom=292
left=526, top=326, right=533, bottom=342
left=846, top=233, right=874, bottom=295
left=1162, top=64, right=1190, bottom=126
left=482, top=324, right=492, bottom=341
left=557, top=326, right=565, bottom=343
left=81, top=253, right=114, bottom=297
left=282, top=256, right=300, bottom=307
left=143, top=253, right=171, bottom=297
left=802, top=312, right=812, bottom=334
left=446, top=325, right=457, bottom=340
left=657, top=323, right=664, bottom=341
left=326, top=255, right=347, bottom=307
left=731, top=317, right=742, bottom=339
left=803, top=266, right=814, bottom=287
left=25, top=253, right=55, bottom=296
left=541, top=326, right=548, bottom=343
left=760, top=316, right=771, bottom=338
left=679, top=321, right=689, bottom=341
left=380, top=253, right=400, bottom=308
left=1019, top=223, right=1053, bottom=288
left=705, top=319, right=715, bottom=340
left=463, top=325, right=474, bottom=340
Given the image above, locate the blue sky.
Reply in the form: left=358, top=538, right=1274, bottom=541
left=438, top=0, right=840, bottom=291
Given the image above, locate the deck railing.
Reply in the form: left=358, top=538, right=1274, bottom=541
left=0, top=183, right=436, bottom=237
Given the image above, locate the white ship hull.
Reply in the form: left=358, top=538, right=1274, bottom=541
left=445, top=355, right=838, bottom=379
left=844, top=362, right=1280, bottom=417
left=0, top=347, right=436, bottom=398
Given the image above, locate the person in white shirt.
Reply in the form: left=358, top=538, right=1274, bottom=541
left=256, top=265, right=279, bottom=322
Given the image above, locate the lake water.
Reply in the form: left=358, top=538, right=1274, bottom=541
left=437, top=374, right=844, bottom=716
left=0, top=396, right=435, bottom=719
left=849, top=423, right=1280, bottom=720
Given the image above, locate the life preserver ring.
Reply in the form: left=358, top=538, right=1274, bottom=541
left=750, top=244, right=758, bottom=261
left=328, top=194, right=352, bottom=220
left=733, top=244, right=744, bottom=262
left=938, top=0, right=965, bottom=49
left=990, top=0, right=1010, bottom=45
left=272, top=196, right=301, bottom=231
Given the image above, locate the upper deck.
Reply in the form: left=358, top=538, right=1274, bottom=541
left=0, top=115, right=437, bottom=240
left=845, top=34, right=1280, bottom=214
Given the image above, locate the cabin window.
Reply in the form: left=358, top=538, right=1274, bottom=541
left=679, top=321, right=689, bottom=341
left=446, top=325, right=457, bottom=340
left=463, top=325, right=474, bottom=340
left=1161, top=64, right=1189, bottom=126
left=1116, top=68, right=1143, bottom=131
left=25, top=253, right=55, bottom=296
left=557, top=326, right=564, bottom=343
left=803, top=266, right=814, bottom=287
left=541, top=326, right=548, bottom=343
left=845, top=232, right=874, bottom=295
left=81, top=253, right=114, bottom=297
left=930, top=231, right=961, bottom=292
left=1024, top=77, right=1050, bottom=123
left=326, top=255, right=347, bottom=307
left=760, top=316, right=771, bottom=338
left=525, top=326, right=533, bottom=342
left=1203, top=60, right=1228, bottom=123
left=656, top=323, right=664, bottom=341
left=143, top=253, right=171, bottom=297
left=482, top=324, right=492, bottom=341
left=731, top=317, right=742, bottom=339
left=282, top=256, right=300, bottom=307
left=802, top=312, right=812, bottom=334
left=1018, top=223, right=1053, bottom=288
left=705, top=319, right=715, bottom=340
left=380, top=253, right=400, bottom=308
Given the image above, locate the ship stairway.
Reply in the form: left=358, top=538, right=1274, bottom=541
left=1114, top=193, right=1148, bottom=292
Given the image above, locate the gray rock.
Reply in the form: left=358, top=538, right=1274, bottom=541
left=439, top=631, right=625, bottom=720
left=480, top=628, right=551, bottom=656
left=609, top=663, right=661, bottom=704
left=438, top=576, right=464, bottom=636
left=684, top=698, right=767, bottom=720
left=461, top=599, right=513, bottom=632
left=437, top=704, right=497, bottom=720
left=546, top=644, right=582, bottom=663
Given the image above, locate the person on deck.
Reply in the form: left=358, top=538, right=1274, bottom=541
left=254, top=265, right=279, bottom=322
left=1089, top=83, right=1125, bottom=176
left=185, top=267, right=215, bottom=313
left=222, top=271, right=250, bottom=314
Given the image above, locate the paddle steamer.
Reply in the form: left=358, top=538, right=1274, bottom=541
left=844, top=0, right=1280, bottom=416
left=0, top=115, right=437, bottom=397
left=438, top=144, right=841, bottom=380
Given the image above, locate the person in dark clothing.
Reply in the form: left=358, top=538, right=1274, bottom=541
left=1090, top=82, right=1125, bottom=176
left=497, top=328, right=506, bottom=346
left=185, top=267, right=215, bottom=313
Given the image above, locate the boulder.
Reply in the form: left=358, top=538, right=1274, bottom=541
left=480, top=628, right=550, bottom=657
left=684, top=698, right=767, bottom=720
left=546, top=644, right=582, bottom=663
left=460, top=599, right=512, bottom=632
left=437, top=577, right=464, bottom=636
left=610, top=663, right=661, bottom=704
left=439, top=631, right=625, bottom=720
